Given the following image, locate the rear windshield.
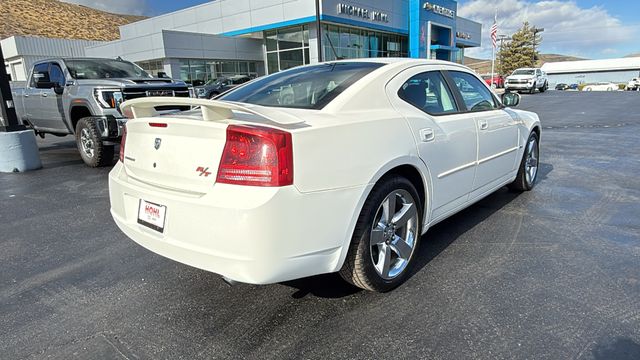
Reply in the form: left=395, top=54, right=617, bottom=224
left=219, top=62, right=384, bottom=109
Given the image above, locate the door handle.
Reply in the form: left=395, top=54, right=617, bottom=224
left=419, top=128, right=435, bottom=142
left=478, top=119, right=488, bottom=130
left=41, top=93, right=48, bottom=97
left=24, top=94, right=29, bottom=98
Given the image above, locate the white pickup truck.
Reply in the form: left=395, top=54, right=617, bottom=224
left=505, top=68, right=548, bottom=94
left=627, top=78, right=640, bottom=91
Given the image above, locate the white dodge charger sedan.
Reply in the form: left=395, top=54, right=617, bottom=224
left=110, top=59, right=541, bottom=292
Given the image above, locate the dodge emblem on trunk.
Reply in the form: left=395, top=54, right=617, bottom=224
left=154, top=138, right=162, bottom=150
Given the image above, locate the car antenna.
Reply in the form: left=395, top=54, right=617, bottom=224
left=325, top=33, right=343, bottom=60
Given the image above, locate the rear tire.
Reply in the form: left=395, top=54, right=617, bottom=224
left=540, top=82, right=547, bottom=93
left=75, top=117, right=114, bottom=168
left=339, top=176, right=422, bottom=292
left=509, top=132, right=539, bottom=192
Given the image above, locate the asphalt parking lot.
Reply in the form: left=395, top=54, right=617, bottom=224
left=1, top=91, right=639, bottom=359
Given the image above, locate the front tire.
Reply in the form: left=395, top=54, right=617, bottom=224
left=529, top=83, right=537, bottom=94
left=339, top=176, right=422, bottom=292
left=75, top=117, right=114, bottom=168
left=509, top=132, right=539, bottom=192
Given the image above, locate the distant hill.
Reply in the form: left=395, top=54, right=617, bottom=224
left=0, top=0, right=146, bottom=41
left=464, top=54, right=586, bottom=75
left=625, top=53, right=640, bottom=58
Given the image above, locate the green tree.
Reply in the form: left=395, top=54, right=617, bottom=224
left=498, top=21, right=543, bottom=76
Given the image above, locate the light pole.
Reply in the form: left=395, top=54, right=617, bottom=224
left=496, top=34, right=509, bottom=78
left=532, top=27, right=544, bottom=64
left=315, top=0, right=323, bottom=63
left=497, top=34, right=509, bottom=50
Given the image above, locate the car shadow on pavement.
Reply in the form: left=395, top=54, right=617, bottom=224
left=36, top=140, right=119, bottom=170
left=37, top=139, right=77, bottom=152
left=283, top=162, right=554, bottom=299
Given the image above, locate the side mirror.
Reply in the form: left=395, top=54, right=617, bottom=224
left=502, top=92, right=521, bottom=107
left=53, top=83, right=64, bottom=95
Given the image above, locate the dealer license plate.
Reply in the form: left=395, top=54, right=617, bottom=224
left=137, top=199, right=167, bottom=233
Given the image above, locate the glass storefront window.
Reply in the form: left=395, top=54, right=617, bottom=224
left=137, top=59, right=165, bottom=77
left=279, top=49, right=304, bottom=71
left=265, top=30, right=277, bottom=52
left=189, top=60, right=206, bottom=86
left=303, top=26, right=309, bottom=47
left=174, top=59, right=262, bottom=84
left=321, top=24, right=408, bottom=61
left=264, top=25, right=311, bottom=74
left=278, top=26, right=304, bottom=50
left=267, top=53, right=279, bottom=75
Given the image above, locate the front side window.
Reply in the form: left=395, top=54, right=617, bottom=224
left=30, top=63, right=50, bottom=87
left=398, top=71, right=458, bottom=115
left=49, top=63, right=66, bottom=86
left=449, top=71, right=497, bottom=112
left=220, top=62, right=383, bottom=109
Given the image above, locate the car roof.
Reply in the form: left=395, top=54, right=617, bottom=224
left=33, top=57, right=134, bottom=65
left=309, top=58, right=474, bottom=75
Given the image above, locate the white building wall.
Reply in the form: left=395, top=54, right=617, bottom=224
left=547, top=71, right=640, bottom=88
left=119, top=0, right=317, bottom=39
left=86, top=30, right=264, bottom=78
left=1, top=36, right=105, bottom=81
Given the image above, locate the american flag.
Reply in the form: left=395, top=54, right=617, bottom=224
left=490, top=15, right=498, bottom=49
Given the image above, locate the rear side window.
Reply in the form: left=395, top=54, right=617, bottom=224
left=398, top=71, right=458, bottom=115
left=219, top=62, right=384, bottom=109
left=448, top=71, right=498, bottom=112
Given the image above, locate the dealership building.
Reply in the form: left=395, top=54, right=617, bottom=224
left=3, top=0, right=482, bottom=84
left=86, top=0, right=483, bottom=83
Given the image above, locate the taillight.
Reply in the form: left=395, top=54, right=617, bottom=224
left=119, top=125, right=127, bottom=162
left=149, top=122, right=168, bottom=128
left=217, top=125, right=293, bottom=187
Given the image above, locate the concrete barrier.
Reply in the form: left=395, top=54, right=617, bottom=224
left=0, top=130, right=42, bottom=172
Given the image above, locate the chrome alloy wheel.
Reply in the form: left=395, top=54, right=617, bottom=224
left=370, top=189, right=419, bottom=280
left=80, top=128, right=95, bottom=159
left=525, top=136, right=539, bottom=186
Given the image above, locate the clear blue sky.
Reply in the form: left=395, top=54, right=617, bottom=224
left=148, top=0, right=209, bottom=16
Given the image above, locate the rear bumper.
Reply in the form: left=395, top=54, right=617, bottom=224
left=108, top=162, right=365, bottom=284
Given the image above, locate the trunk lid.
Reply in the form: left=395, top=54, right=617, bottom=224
left=122, top=113, right=228, bottom=194
left=119, top=98, right=306, bottom=194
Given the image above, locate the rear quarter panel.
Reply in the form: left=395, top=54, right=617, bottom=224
left=291, top=108, right=420, bottom=193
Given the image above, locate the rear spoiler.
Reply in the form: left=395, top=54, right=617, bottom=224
left=120, top=97, right=305, bottom=125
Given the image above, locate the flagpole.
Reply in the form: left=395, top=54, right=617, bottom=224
left=491, top=44, right=495, bottom=88
left=490, top=10, right=497, bottom=88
